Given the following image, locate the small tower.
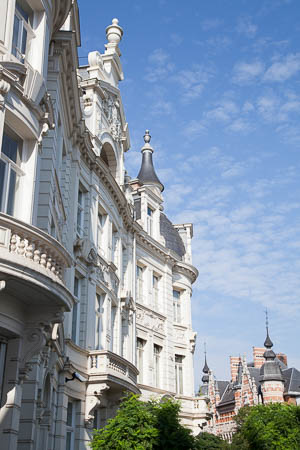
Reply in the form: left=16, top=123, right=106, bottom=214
left=200, top=343, right=209, bottom=395
left=137, top=130, right=164, bottom=192
left=259, top=311, right=284, bottom=404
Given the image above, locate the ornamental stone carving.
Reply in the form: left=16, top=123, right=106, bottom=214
left=85, top=383, right=110, bottom=428
left=136, top=307, right=165, bottom=334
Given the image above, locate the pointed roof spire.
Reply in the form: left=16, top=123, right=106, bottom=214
left=137, top=130, right=164, bottom=192
left=202, top=342, right=209, bottom=384
left=264, top=309, right=274, bottom=349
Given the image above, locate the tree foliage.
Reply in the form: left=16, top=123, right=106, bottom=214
left=90, top=393, right=194, bottom=450
left=231, top=403, right=300, bottom=450
left=194, top=431, right=230, bottom=449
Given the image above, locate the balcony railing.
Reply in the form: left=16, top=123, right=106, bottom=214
left=0, top=213, right=72, bottom=287
left=88, top=350, right=138, bottom=387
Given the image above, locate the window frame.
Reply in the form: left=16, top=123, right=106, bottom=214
left=0, top=131, right=25, bottom=216
left=11, top=0, right=34, bottom=64
left=175, top=354, right=184, bottom=395
left=95, top=292, right=105, bottom=350
left=173, top=289, right=181, bottom=324
left=147, top=205, right=154, bottom=236
left=76, top=185, right=85, bottom=238
left=137, top=338, right=145, bottom=384
left=153, top=344, right=162, bottom=388
left=152, top=274, right=160, bottom=310
left=71, top=276, right=81, bottom=345
left=66, top=400, right=76, bottom=450
left=136, top=265, right=144, bottom=303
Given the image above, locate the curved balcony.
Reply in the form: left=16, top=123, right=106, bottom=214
left=0, top=213, right=73, bottom=311
left=88, top=350, right=140, bottom=394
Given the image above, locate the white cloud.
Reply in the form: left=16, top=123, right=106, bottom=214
left=144, top=49, right=174, bottom=82
left=233, top=61, right=265, bottom=84
left=172, top=64, right=214, bottom=103
left=264, top=53, right=300, bottom=82
left=150, top=100, right=173, bottom=116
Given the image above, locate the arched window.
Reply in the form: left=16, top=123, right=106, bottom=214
left=100, top=142, right=117, bottom=178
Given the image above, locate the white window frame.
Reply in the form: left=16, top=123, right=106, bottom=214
left=175, top=355, right=184, bottom=394
left=153, top=344, right=162, bottom=388
left=147, top=206, right=154, bottom=236
left=136, top=265, right=144, bottom=303
left=11, top=0, right=34, bottom=63
left=97, top=211, right=105, bottom=253
left=152, top=274, right=159, bottom=310
left=137, top=338, right=145, bottom=384
left=66, top=400, right=75, bottom=450
left=72, top=277, right=81, bottom=345
left=175, top=355, right=184, bottom=395
left=95, top=293, right=105, bottom=350
left=0, top=131, right=24, bottom=216
left=173, top=289, right=181, bottom=324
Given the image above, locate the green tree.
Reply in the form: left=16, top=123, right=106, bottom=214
left=194, top=431, right=230, bottom=449
left=90, top=394, right=195, bottom=450
left=231, top=403, right=300, bottom=450
left=90, top=394, right=158, bottom=450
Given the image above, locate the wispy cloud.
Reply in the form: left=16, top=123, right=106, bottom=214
left=233, top=61, right=265, bottom=84
left=201, top=18, right=223, bottom=31
left=236, top=17, right=258, bottom=38
left=172, top=64, right=214, bottom=103
left=263, top=53, right=300, bottom=82
left=144, top=49, right=174, bottom=82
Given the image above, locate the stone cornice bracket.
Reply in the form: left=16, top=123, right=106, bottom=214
left=38, top=92, right=55, bottom=150
left=0, top=70, right=11, bottom=110
left=85, top=383, right=110, bottom=428
left=18, top=326, right=48, bottom=383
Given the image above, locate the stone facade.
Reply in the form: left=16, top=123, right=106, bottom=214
left=0, top=1, right=210, bottom=448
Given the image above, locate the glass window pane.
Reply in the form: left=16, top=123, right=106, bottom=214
left=12, top=15, right=20, bottom=58
left=2, top=133, right=19, bottom=162
left=66, top=402, right=73, bottom=426
left=7, top=169, right=17, bottom=216
left=0, top=160, right=6, bottom=211
left=66, top=431, right=71, bottom=450
left=21, top=27, right=27, bottom=56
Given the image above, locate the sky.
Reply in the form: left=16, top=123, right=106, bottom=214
left=77, top=0, right=300, bottom=387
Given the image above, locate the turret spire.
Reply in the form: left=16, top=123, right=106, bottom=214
left=202, top=342, right=209, bottom=384
left=136, top=130, right=164, bottom=192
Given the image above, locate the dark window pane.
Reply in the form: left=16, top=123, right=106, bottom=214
left=21, top=27, right=27, bottom=56
left=2, top=134, right=18, bottom=162
left=12, top=15, right=20, bottom=58
left=0, top=160, right=6, bottom=211
left=7, top=170, right=16, bottom=216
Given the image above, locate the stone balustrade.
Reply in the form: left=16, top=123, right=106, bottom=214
left=0, top=213, right=72, bottom=286
left=88, top=350, right=138, bottom=386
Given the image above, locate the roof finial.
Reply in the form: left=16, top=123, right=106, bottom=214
left=264, top=308, right=273, bottom=349
left=144, top=130, right=151, bottom=144
left=202, top=342, right=209, bottom=375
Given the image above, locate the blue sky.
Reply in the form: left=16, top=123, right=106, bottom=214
left=78, top=0, right=300, bottom=387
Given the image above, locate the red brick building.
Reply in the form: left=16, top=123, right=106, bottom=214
left=200, top=330, right=300, bottom=441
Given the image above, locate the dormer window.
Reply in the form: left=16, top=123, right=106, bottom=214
left=147, top=206, right=154, bottom=236
left=12, top=0, right=33, bottom=63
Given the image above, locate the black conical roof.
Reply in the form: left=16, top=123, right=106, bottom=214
left=137, top=130, right=164, bottom=192
left=264, top=328, right=273, bottom=349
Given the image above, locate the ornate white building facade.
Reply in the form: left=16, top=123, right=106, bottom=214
left=0, top=1, right=210, bottom=448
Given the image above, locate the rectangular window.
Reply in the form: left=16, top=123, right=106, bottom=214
left=111, top=305, right=117, bottom=352
left=147, top=206, right=154, bottom=236
left=173, top=289, right=181, bottom=324
left=137, top=338, right=145, bottom=384
left=175, top=355, right=184, bottom=395
left=153, top=275, right=159, bottom=309
left=72, top=277, right=80, bottom=344
left=112, top=226, right=118, bottom=265
left=97, top=212, right=105, bottom=252
left=136, top=266, right=143, bottom=303
left=0, top=339, right=7, bottom=406
left=76, top=187, right=85, bottom=237
left=153, top=345, right=162, bottom=388
left=0, top=132, right=23, bottom=216
left=66, top=401, right=75, bottom=450
left=12, top=0, right=33, bottom=63
left=95, top=293, right=104, bottom=350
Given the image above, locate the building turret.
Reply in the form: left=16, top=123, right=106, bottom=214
left=259, top=312, right=284, bottom=403
left=137, top=130, right=164, bottom=192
